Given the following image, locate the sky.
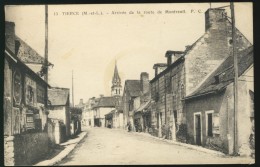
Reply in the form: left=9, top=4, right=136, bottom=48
left=5, top=3, right=253, bottom=105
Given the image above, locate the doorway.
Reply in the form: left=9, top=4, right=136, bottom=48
left=173, top=110, right=177, bottom=128
left=194, top=113, right=202, bottom=145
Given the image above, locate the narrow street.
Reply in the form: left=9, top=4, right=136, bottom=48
left=57, top=127, right=254, bottom=165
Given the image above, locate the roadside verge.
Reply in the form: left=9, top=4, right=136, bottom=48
left=34, top=131, right=88, bottom=166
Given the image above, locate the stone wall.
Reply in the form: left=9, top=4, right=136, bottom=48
left=151, top=61, right=185, bottom=128
left=4, top=136, right=15, bottom=166
left=185, top=9, right=252, bottom=96
left=13, top=132, right=49, bottom=165
left=185, top=92, right=229, bottom=154
left=47, top=118, right=67, bottom=145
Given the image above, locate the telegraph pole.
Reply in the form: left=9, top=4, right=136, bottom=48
left=72, top=70, right=74, bottom=107
left=44, top=5, right=48, bottom=105
left=230, top=2, right=238, bottom=155
left=44, top=5, right=48, bottom=83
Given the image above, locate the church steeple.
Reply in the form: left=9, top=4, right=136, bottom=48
left=111, top=60, right=122, bottom=96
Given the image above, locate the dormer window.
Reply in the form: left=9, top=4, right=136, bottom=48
left=214, top=75, right=220, bottom=84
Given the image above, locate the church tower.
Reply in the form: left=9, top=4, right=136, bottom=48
left=111, top=61, right=122, bottom=97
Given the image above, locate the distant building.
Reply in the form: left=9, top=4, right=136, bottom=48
left=149, top=8, right=252, bottom=141
left=85, top=97, right=98, bottom=127
left=122, top=79, right=141, bottom=130
left=70, top=107, right=82, bottom=136
left=132, top=73, right=152, bottom=133
left=48, top=87, right=71, bottom=137
left=75, top=99, right=87, bottom=126
left=184, top=46, right=254, bottom=156
left=98, top=62, right=123, bottom=129
left=93, top=96, right=117, bottom=127
left=122, top=72, right=151, bottom=131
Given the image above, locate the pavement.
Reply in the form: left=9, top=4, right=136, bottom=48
left=34, top=130, right=88, bottom=166
left=132, top=130, right=225, bottom=156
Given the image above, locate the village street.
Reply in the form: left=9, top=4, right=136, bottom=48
left=56, top=127, right=254, bottom=165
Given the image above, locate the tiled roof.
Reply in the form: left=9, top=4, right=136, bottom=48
left=186, top=46, right=253, bottom=99
left=94, top=96, right=116, bottom=108
left=151, top=18, right=251, bottom=84
left=125, top=80, right=141, bottom=97
left=15, top=36, right=53, bottom=66
left=91, top=98, right=100, bottom=108
left=48, top=88, right=70, bottom=106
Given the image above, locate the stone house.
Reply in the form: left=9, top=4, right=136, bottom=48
left=4, top=21, right=52, bottom=166
left=70, top=107, right=83, bottom=136
left=149, top=8, right=252, bottom=141
left=105, top=106, right=123, bottom=129
left=132, top=73, right=151, bottom=133
left=75, top=99, right=88, bottom=127
left=184, top=46, right=254, bottom=156
left=104, top=62, right=124, bottom=128
left=85, top=97, right=97, bottom=127
left=48, top=87, right=71, bottom=138
left=122, top=72, right=150, bottom=131
left=92, top=96, right=117, bottom=127
left=133, top=94, right=151, bottom=133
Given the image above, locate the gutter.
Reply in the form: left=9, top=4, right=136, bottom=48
left=5, top=49, right=17, bottom=63
left=184, top=86, right=227, bottom=101
left=183, top=91, right=216, bottom=101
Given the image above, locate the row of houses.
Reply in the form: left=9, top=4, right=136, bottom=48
left=4, top=21, right=82, bottom=166
left=82, top=8, right=254, bottom=157
left=80, top=63, right=124, bottom=129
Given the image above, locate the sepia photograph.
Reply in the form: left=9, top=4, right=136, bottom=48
left=4, top=2, right=254, bottom=166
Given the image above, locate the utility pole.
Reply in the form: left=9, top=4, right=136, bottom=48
left=230, top=2, right=238, bottom=155
left=44, top=5, right=48, bottom=105
left=72, top=70, right=74, bottom=107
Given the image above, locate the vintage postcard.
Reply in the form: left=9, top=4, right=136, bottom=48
left=4, top=2, right=254, bottom=165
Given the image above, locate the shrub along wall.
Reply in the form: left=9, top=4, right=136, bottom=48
left=13, top=132, right=49, bottom=165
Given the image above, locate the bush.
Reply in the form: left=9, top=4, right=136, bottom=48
left=176, top=123, right=187, bottom=143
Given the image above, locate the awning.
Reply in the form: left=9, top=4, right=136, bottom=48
left=136, top=100, right=151, bottom=113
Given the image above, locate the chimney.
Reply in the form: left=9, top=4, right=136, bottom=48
left=165, top=51, right=174, bottom=67
left=15, top=40, right=21, bottom=56
left=5, top=22, right=15, bottom=53
left=153, top=63, right=167, bottom=76
left=165, top=50, right=185, bottom=66
left=100, top=94, right=104, bottom=98
left=140, top=72, right=149, bottom=94
left=205, top=8, right=226, bottom=32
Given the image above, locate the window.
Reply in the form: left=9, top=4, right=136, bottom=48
left=207, top=113, right=213, bottom=136
left=165, top=76, right=171, bottom=93
left=206, top=110, right=214, bottom=137
left=173, top=110, right=177, bottom=128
